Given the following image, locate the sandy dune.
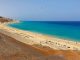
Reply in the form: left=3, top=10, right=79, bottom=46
left=0, top=32, right=67, bottom=60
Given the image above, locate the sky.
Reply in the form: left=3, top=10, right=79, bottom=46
left=0, top=0, right=80, bottom=21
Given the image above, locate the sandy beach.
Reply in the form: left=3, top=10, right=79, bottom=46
left=0, top=21, right=80, bottom=50
left=0, top=30, right=80, bottom=60
left=0, top=19, right=80, bottom=60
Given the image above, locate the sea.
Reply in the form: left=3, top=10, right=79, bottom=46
left=8, top=21, right=80, bottom=42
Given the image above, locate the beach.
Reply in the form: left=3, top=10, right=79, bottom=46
left=0, top=20, right=80, bottom=60
left=0, top=21, right=80, bottom=50
left=0, top=32, right=80, bottom=60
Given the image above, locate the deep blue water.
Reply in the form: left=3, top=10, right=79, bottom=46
left=8, top=21, right=80, bottom=42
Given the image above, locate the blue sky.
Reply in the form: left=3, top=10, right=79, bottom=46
left=0, top=0, right=80, bottom=21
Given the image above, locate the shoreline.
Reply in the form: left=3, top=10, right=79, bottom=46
left=8, top=21, right=80, bottom=42
left=0, top=21, right=80, bottom=50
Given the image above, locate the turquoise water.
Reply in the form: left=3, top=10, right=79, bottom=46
left=8, top=21, right=80, bottom=42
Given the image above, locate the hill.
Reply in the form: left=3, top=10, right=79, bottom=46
left=0, top=16, right=13, bottom=23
